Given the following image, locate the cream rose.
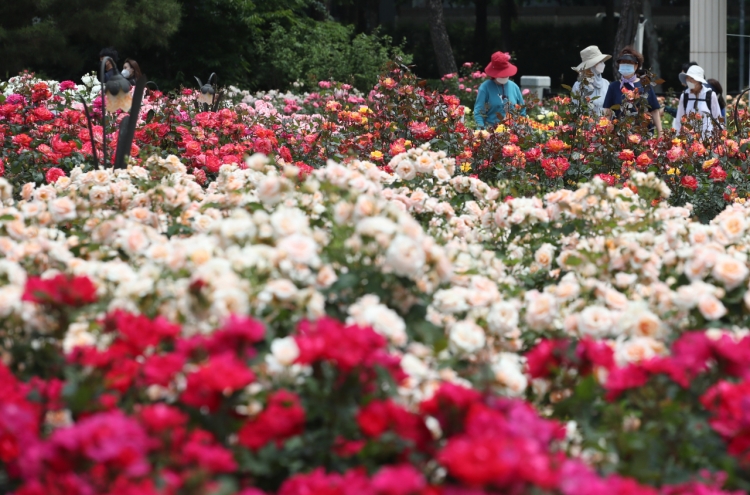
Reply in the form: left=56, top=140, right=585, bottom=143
left=449, top=319, right=486, bottom=353
left=270, top=336, right=300, bottom=366
left=712, top=255, right=749, bottom=291
left=698, top=295, right=727, bottom=320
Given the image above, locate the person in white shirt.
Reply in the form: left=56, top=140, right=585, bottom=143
left=673, top=65, right=722, bottom=137
left=571, top=45, right=611, bottom=115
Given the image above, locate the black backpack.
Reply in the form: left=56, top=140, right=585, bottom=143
left=681, top=89, right=714, bottom=113
left=681, top=89, right=723, bottom=128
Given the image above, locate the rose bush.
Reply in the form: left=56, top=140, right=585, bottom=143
left=2, top=65, right=750, bottom=493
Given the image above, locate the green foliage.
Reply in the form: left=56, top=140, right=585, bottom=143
left=258, top=21, right=411, bottom=91
left=0, top=0, right=181, bottom=80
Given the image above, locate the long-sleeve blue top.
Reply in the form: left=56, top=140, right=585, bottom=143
left=473, top=79, right=526, bottom=128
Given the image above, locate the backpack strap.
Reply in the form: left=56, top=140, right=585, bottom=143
left=683, top=89, right=713, bottom=112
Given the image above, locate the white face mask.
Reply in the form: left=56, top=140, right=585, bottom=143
left=495, top=77, right=509, bottom=84
left=618, top=64, right=636, bottom=76
left=687, top=81, right=698, bottom=90
left=594, top=62, right=605, bottom=75
left=121, top=69, right=131, bottom=78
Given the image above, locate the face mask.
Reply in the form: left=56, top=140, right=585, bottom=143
left=618, top=64, right=635, bottom=76
left=687, top=81, right=698, bottom=90
left=121, top=69, right=131, bottom=78
left=594, top=62, right=605, bottom=75
left=495, top=77, right=509, bottom=84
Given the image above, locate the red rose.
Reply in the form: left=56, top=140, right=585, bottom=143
left=545, top=138, right=566, bottom=154
left=238, top=390, right=305, bottom=450
left=635, top=152, right=652, bottom=168
left=22, top=274, right=97, bottom=307
left=204, top=154, right=222, bottom=173
left=595, top=173, right=616, bottom=186
left=372, top=464, right=426, bottom=495
left=184, top=140, right=202, bottom=157
left=45, top=167, right=66, bottom=184
left=524, top=147, right=542, bottom=162
left=12, top=133, right=32, bottom=148
left=525, top=339, right=570, bottom=379
left=680, top=175, right=698, bottom=191
left=139, top=403, right=188, bottom=433
left=143, top=353, right=185, bottom=386
left=709, top=166, right=727, bottom=182
left=32, top=107, right=54, bottom=121
left=618, top=149, right=635, bottom=161
left=193, top=168, right=207, bottom=185
left=603, top=363, right=650, bottom=401
left=181, top=354, right=255, bottom=411
left=278, top=146, right=293, bottom=162
left=540, top=156, right=570, bottom=178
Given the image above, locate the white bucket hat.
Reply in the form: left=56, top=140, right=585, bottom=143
left=679, top=65, right=708, bottom=86
left=572, top=45, right=611, bottom=72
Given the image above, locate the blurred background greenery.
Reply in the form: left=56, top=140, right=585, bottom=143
left=1, top=0, right=744, bottom=97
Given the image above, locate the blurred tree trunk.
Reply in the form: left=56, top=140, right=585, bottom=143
left=613, top=0, right=643, bottom=77
left=500, top=0, right=517, bottom=52
left=427, top=0, right=457, bottom=75
left=642, top=0, right=662, bottom=91
left=605, top=0, right=615, bottom=54
left=474, top=0, right=489, bottom=63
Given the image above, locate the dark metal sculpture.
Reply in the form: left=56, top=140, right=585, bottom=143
left=194, top=73, right=224, bottom=112
left=78, top=56, right=147, bottom=169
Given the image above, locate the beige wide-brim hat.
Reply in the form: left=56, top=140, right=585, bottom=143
left=572, top=45, right=612, bottom=72
left=679, top=65, right=708, bottom=85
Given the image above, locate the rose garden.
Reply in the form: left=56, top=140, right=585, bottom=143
left=1, top=62, right=750, bottom=495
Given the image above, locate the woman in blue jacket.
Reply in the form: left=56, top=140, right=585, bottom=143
left=474, top=52, right=526, bottom=129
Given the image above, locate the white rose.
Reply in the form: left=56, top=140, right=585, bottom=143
left=618, top=303, right=664, bottom=338
left=491, top=353, right=528, bottom=396
left=257, top=176, right=283, bottom=205
left=400, top=354, right=430, bottom=379
left=278, top=234, right=319, bottom=265
left=356, top=217, right=398, bottom=237
left=49, top=197, right=77, bottom=222
left=0, top=286, right=22, bottom=317
left=577, top=305, right=615, bottom=338
left=415, top=154, right=435, bottom=174
left=433, top=287, right=470, bottom=314
left=468, top=275, right=500, bottom=307
left=524, top=291, right=557, bottom=331
left=270, top=207, right=309, bottom=237
left=62, top=323, right=96, bottom=354
left=89, top=185, right=112, bottom=205
left=385, top=235, right=425, bottom=277
left=270, top=336, right=300, bottom=366
left=265, top=279, right=298, bottom=300
left=534, top=243, right=556, bottom=269
left=395, top=160, right=416, bottom=180
left=486, top=301, right=519, bottom=335
left=614, top=273, right=638, bottom=289
left=449, top=319, right=486, bottom=353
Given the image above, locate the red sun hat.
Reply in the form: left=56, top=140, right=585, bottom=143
left=485, top=52, right=517, bottom=78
